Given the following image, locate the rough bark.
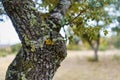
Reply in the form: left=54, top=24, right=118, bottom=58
left=2, top=0, right=70, bottom=80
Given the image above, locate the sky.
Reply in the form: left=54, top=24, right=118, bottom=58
left=0, top=17, right=20, bottom=45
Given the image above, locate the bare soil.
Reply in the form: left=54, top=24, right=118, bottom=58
left=0, top=50, right=120, bottom=80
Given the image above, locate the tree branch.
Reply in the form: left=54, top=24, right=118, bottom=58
left=47, top=0, right=71, bottom=31
left=66, top=9, right=86, bottom=25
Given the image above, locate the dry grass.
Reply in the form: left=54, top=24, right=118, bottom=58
left=54, top=50, right=120, bottom=80
left=0, top=50, right=120, bottom=80
left=0, top=54, right=15, bottom=80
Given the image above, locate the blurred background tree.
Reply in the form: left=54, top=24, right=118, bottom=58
left=65, top=0, right=112, bottom=61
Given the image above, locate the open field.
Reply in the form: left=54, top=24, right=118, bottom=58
left=0, top=50, right=120, bottom=80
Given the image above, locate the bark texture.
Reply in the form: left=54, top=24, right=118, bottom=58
left=2, top=0, right=70, bottom=80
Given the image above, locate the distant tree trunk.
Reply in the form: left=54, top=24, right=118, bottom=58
left=94, top=48, right=98, bottom=61
left=2, top=0, right=70, bottom=80
left=94, top=37, right=99, bottom=61
left=88, top=33, right=100, bottom=61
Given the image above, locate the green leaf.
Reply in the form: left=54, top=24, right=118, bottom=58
left=103, top=30, right=108, bottom=36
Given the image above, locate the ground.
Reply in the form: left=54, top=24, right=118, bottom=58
left=0, top=50, right=120, bottom=80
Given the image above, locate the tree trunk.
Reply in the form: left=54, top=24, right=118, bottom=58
left=93, top=33, right=100, bottom=61
left=94, top=48, right=98, bottom=61
left=2, top=0, right=70, bottom=80
left=87, top=33, right=100, bottom=61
